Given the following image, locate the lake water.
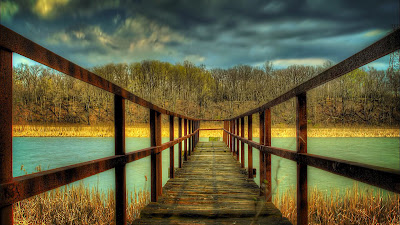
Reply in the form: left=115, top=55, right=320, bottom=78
left=12, top=137, right=399, bottom=198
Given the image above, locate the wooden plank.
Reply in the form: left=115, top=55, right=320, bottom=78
left=296, top=93, right=307, bottom=225
left=114, top=95, right=126, bottom=225
left=169, top=116, right=174, bottom=178
left=248, top=116, right=253, bottom=179
left=0, top=48, right=13, bottom=225
left=132, top=141, right=291, bottom=225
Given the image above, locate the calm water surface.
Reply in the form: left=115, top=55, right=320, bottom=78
left=13, top=137, right=399, bottom=197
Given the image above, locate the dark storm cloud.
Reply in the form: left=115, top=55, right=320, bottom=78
left=1, top=0, right=397, bottom=68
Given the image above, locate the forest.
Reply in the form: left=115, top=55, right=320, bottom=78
left=12, top=60, right=400, bottom=127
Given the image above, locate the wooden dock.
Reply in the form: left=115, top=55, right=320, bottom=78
left=133, top=141, right=291, bottom=225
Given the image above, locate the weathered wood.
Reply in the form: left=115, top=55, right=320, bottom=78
left=189, top=120, right=192, bottom=156
left=184, top=119, right=188, bottom=161
left=259, top=111, right=265, bottom=197
left=232, top=119, right=236, bottom=156
left=114, top=95, right=126, bottom=225
left=179, top=118, right=183, bottom=168
left=133, top=142, right=291, bottom=225
left=223, top=121, right=227, bottom=144
left=240, top=117, right=245, bottom=168
left=248, top=116, right=253, bottom=179
left=169, top=116, right=174, bottom=178
left=296, top=93, right=307, bottom=225
left=150, top=109, right=162, bottom=202
left=236, top=119, right=240, bottom=161
left=0, top=48, right=13, bottom=225
left=265, top=108, right=272, bottom=202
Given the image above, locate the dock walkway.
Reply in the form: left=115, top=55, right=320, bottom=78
left=133, top=141, right=291, bottom=225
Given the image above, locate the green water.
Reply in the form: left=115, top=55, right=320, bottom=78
left=12, top=137, right=399, bottom=197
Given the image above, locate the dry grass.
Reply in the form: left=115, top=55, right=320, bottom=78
left=13, top=182, right=150, bottom=225
left=274, top=185, right=400, bottom=225
left=13, top=124, right=399, bottom=137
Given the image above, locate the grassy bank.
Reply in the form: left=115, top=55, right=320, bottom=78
left=14, top=182, right=149, bottom=225
left=274, top=185, right=399, bottom=225
left=13, top=124, right=400, bottom=137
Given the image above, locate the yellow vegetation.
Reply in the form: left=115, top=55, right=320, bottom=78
left=13, top=124, right=400, bottom=138
left=274, top=185, right=399, bottom=224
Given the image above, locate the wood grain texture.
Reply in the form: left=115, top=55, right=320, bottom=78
left=133, top=141, right=291, bottom=225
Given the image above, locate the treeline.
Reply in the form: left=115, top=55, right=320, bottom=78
left=12, top=61, right=400, bottom=126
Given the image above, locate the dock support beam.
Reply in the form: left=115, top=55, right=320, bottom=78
left=296, top=93, right=308, bottom=225
left=0, top=48, right=13, bottom=225
left=114, top=95, right=126, bottom=225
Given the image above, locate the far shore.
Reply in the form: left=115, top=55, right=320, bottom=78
left=13, top=124, right=399, bottom=138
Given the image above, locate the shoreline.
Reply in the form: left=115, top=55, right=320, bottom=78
left=13, top=124, right=400, bottom=138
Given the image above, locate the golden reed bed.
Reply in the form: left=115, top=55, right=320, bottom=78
left=12, top=124, right=400, bottom=138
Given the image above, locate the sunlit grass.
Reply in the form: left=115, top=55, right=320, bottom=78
left=274, top=185, right=400, bottom=225
left=13, top=182, right=150, bottom=225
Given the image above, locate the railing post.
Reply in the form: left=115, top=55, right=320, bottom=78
left=114, top=95, right=126, bottom=225
left=150, top=109, right=162, bottom=202
left=191, top=120, right=196, bottom=152
left=240, top=117, right=245, bottom=168
left=259, top=111, right=265, bottom=197
left=184, top=119, right=188, bottom=161
left=169, top=115, right=174, bottom=178
left=189, top=120, right=192, bottom=155
left=265, top=108, right=272, bottom=202
left=248, top=115, right=253, bottom=179
left=236, top=119, right=239, bottom=161
left=230, top=120, right=233, bottom=152
left=178, top=118, right=183, bottom=168
left=223, top=121, right=227, bottom=144
left=232, top=120, right=236, bottom=156
left=0, top=48, right=13, bottom=225
left=296, top=92, right=308, bottom=225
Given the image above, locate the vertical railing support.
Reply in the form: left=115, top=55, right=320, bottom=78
left=184, top=119, right=188, bottom=161
left=114, top=95, right=126, bottom=225
left=236, top=119, right=239, bottom=161
left=265, top=108, right=272, bottom=202
left=188, top=120, right=192, bottom=155
left=0, top=49, right=13, bottom=225
left=248, top=115, right=253, bottom=179
left=150, top=109, right=162, bottom=202
left=223, top=121, right=227, bottom=144
left=259, top=110, right=265, bottom=196
left=296, top=92, right=308, bottom=225
left=240, top=117, right=245, bottom=168
left=191, top=120, right=194, bottom=152
left=230, top=120, right=233, bottom=152
left=231, top=120, right=236, bottom=156
left=247, top=115, right=254, bottom=178
left=178, top=118, right=183, bottom=168
left=169, top=115, right=174, bottom=178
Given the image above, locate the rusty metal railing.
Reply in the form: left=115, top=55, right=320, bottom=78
left=221, top=29, right=400, bottom=225
left=0, top=25, right=200, bottom=225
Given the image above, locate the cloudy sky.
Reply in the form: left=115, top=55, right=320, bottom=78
left=1, top=0, right=399, bottom=70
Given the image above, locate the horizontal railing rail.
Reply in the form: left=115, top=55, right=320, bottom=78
left=0, top=24, right=201, bottom=225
